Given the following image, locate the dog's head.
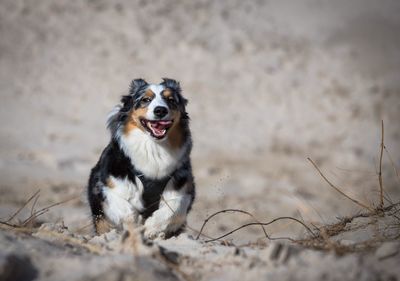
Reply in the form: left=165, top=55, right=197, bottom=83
left=108, top=78, right=189, bottom=142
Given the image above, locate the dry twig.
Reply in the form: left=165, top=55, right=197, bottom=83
left=307, top=158, right=374, bottom=212
left=378, top=120, right=384, bottom=208
left=195, top=209, right=269, bottom=240
left=196, top=211, right=317, bottom=243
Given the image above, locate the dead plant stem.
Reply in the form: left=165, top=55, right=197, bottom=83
left=307, top=158, right=374, bottom=212
left=378, top=120, right=384, bottom=208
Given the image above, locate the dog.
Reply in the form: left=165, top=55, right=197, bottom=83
left=87, top=78, right=195, bottom=239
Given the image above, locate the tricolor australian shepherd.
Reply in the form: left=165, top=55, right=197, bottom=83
left=87, top=78, right=195, bottom=239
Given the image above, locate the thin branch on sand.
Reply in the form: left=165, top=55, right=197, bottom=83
left=378, top=120, right=385, bottom=208
left=202, top=216, right=317, bottom=243
left=195, top=209, right=269, bottom=241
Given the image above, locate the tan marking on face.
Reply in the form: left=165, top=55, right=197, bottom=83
left=95, top=217, right=111, bottom=234
left=123, top=101, right=151, bottom=136
left=163, top=90, right=184, bottom=148
left=144, top=89, right=155, bottom=99
left=124, top=108, right=147, bottom=136
left=162, top=89, right=173, bottom=99
left=167, top=110, right=184, bottom=149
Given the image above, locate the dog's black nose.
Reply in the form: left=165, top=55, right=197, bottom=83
left=154, top=106, right=168, bottom=118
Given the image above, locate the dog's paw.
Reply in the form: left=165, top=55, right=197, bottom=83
left=143, top=216, right=164, bottom=239
left=143, top=212, right=186, bottom=240
left=144, top=228, right=166, bottom=240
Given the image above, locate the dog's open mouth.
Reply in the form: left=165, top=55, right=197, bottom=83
left=140, top=119, right=173, bottom=139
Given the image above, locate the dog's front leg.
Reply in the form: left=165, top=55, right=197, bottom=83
left=144, top=181, right=193, bottom=239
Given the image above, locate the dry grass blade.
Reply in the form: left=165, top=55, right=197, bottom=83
left=30, top=193, right=40, bottom=217
left=5, top=190, right=40, bottom=223
left=378, top=120, right=384, bottom=208
left=0, top=221, right=18, bottom=227
left=307, top=158, right=374, bottom=212
left=0, top=190, right=75, bottom=229
left=384, top=145, right=400, bottom=183
left=22, top=196, right=78, bottom=227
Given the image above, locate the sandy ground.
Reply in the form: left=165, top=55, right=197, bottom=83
left=1, top=0, right=400, bottom=280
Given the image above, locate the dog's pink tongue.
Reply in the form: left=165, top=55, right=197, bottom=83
left=149, top=120, right=172, bottom=137
left=153, top=120, right=172, bottom=130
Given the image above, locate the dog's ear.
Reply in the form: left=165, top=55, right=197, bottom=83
left=106, top=105, right=123, bottom=136
left=161, top=78, right=180, bottom=93
left=180, top=95, right=188, bottom=107
left=161, top=78, right=188, bottom=106
left=129, top=78, right=148, bottom=95
left=120, top=78, right=148, bottom=107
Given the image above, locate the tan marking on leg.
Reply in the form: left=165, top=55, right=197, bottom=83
left=106, top=177, right=115, bottom=189
left=95, top=218, right=111, bottom=235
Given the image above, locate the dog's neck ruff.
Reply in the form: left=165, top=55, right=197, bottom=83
left=119, top=128, right=187, bottom=180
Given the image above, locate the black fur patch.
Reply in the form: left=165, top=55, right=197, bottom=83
left=87, top=139, right=195, bottom=225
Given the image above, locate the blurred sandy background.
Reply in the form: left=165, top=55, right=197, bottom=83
left=0, top=0, right=400, bottom=241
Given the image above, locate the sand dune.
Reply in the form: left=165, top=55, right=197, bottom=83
left=1, top=1, right=399, bottom=280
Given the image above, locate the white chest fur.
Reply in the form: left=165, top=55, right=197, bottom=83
left=119, top=128, right=185, bottom=179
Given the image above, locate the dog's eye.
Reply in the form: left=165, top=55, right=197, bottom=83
left=141, top=97, right=152, bottom=103
left=167, top=97, right=175, bottom=104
